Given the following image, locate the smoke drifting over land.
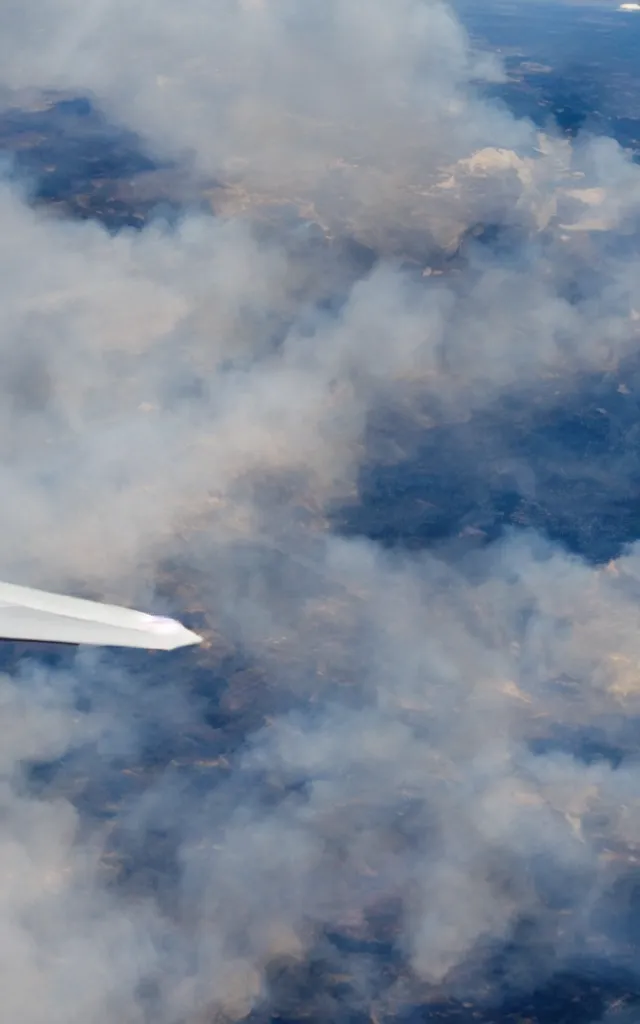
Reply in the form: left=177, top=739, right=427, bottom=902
left=0, top=1, right=640, bottom=1022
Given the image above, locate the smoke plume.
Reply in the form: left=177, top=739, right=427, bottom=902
left=0, top=1, right=638, bottom=1022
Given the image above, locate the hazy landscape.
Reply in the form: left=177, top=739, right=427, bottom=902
left=1, top=2, right=640, bottom=1023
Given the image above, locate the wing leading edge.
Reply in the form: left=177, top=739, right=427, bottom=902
left=0, top=580, right=202, bottom=650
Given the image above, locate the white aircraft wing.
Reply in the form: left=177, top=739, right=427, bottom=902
left=0, top=580, right=202, bottom=650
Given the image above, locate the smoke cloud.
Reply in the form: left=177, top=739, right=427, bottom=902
left=0, top=1, right=639, bottom=1022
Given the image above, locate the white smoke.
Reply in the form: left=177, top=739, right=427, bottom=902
left=0, top=1, right=637, bottom=1022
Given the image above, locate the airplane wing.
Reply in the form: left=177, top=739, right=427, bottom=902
left=0, top=580, right=202, bottom=650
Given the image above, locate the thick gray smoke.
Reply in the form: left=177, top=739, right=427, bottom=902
left=0, top=1, right=639, bottom=1022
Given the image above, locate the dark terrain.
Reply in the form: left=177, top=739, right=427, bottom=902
left=3, top=6, right=640, bottom=1021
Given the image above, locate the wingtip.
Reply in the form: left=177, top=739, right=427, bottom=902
left=180, top=628, right=203, bottom=648
left=136, top=614, right=204, bottom=650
